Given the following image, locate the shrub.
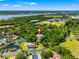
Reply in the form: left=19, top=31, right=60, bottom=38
left=54, top=46, right=77, bottom=59
left=54, top=46, right=70, bottom=55
left=17, top=53, right=27, bottom=59
left=61, top=54, right=78, bottom=59
left=41, top=49, right=52, bottom=59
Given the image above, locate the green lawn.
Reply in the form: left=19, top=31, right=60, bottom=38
left=51, top=21, right=64, bottom=27
left=38, top=21, right=50, bottom=25
left=19, top=42, right=28, bottom=50
left=60, top=33, right=79, bottom=58
left=39, top=21, right=65, bottom=27
left=36, top=44, right=44, bottom=50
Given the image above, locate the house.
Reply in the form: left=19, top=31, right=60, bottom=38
left=29, top=54, right=42, bottom=59
left=15, top=37, right=24, bottom=44
left=29, top=55, right=32, bottom=59
left=0, top=40, right=6, bottom=43
left=0, top=30, right=6, bottom=35
left=37, top=54, right=42, bottom=59
left=0, top=41, right=3, bottom=46
left=71, top=16, right=79, bottom=19
left=0, top=39, right=6, bottom=46
left=12, top=35, right=19, bottom=40
left=10, top=56, right=17, bottom=59
left=36, top=34, right=44, bottom=38
left=0, top=57, right=5, bottom=59
left=3, top=35, right=9, bottom=39
left=1, top=31, right=5, bottom=34
left=53, top=52, right=60, bottom=59
left=25, top=42, right=36, bottom=48
left=0, top=55, right=5, bottom=59
left=46, top=18, right=63, bottom=23
left=49, top=57, right=53, bottom=59
left=30, top=20, right=39, bottom=23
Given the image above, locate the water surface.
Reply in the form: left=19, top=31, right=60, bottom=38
left=0, top=14, right=41, bottom=20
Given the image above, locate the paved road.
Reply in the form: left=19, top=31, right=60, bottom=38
left=27, top=48, right=45, bottom=52
left=28, top=48, right=45, bottom=59
left=33, top=54, right=38, bottom=59
left=2, top=48, right=45, bottom=57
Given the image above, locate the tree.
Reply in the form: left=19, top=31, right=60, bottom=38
left=17, top=53, right=27, bottom=59
left=41, top=50, right=52, bottom=59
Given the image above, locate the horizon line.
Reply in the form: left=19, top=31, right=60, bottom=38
left=0, top=10, right=79, bottom=11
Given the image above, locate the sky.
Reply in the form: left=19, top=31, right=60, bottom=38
left=0, top=0, right=79, bottom=10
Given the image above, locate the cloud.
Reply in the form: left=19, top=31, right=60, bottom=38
left=72, top=4, right=78, bottom=6
left=23, top=2, right=37, bottom=5
left=2, top=4, right=10, bottom=7
left=24, top=2, right=29, bottom=4
left=29, top=2, right=37, bottom=5
left=2, top=4, right=22, bottom=7
left=12, top=5, right=21, bottom=7
left=0, top=0, right=4, bottom=1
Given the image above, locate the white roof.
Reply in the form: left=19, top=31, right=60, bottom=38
left=29, top=55, right=32, bottom=59
left=25, top=42, right=35, bottom=46
left=0, top=42, right=3, bottom=46
left=38, top=54, right=42, bottom=59
left=36, top=34, right=44, bottom=38
left=0, top=40, right=6, bottom=43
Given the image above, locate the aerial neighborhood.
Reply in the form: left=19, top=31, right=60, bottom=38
left=0, top=12, right=79, bottom=59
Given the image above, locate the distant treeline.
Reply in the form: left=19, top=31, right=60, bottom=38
left=0, top=11, right=54, bottom=15
left=0, top=11, right=79, bottom=15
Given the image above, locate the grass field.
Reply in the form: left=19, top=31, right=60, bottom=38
left=60, top=33, right=79, bottom=58
left=19, top=42, right=28, bottom=50
left=0, top=25, right=13, bottom=28
left=51, top=21, right=64, bottom=27
left=36, top=44, right=44, bottom=50
left=39, top=21, right=65, bottom=27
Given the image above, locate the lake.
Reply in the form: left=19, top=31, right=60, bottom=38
left=0, top=14, right=41, bottom=20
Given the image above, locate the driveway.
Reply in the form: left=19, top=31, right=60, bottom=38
left=2, top=51, right=19, bottom=56
left=27, top=48, right=45, bottom=52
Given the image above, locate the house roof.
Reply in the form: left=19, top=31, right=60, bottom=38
left=25, top=42, right=36, bottom=48
left=36, top=34, right=44, bottom=38
left=0, top=41, right=3, bottom=46
left=25, top=42, right=35, bottom=46
left=0, top=57, right=5, bottom=59
left=10, top=56, right=17, bottom=59
left=0, top=39, right=6, bottom=43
